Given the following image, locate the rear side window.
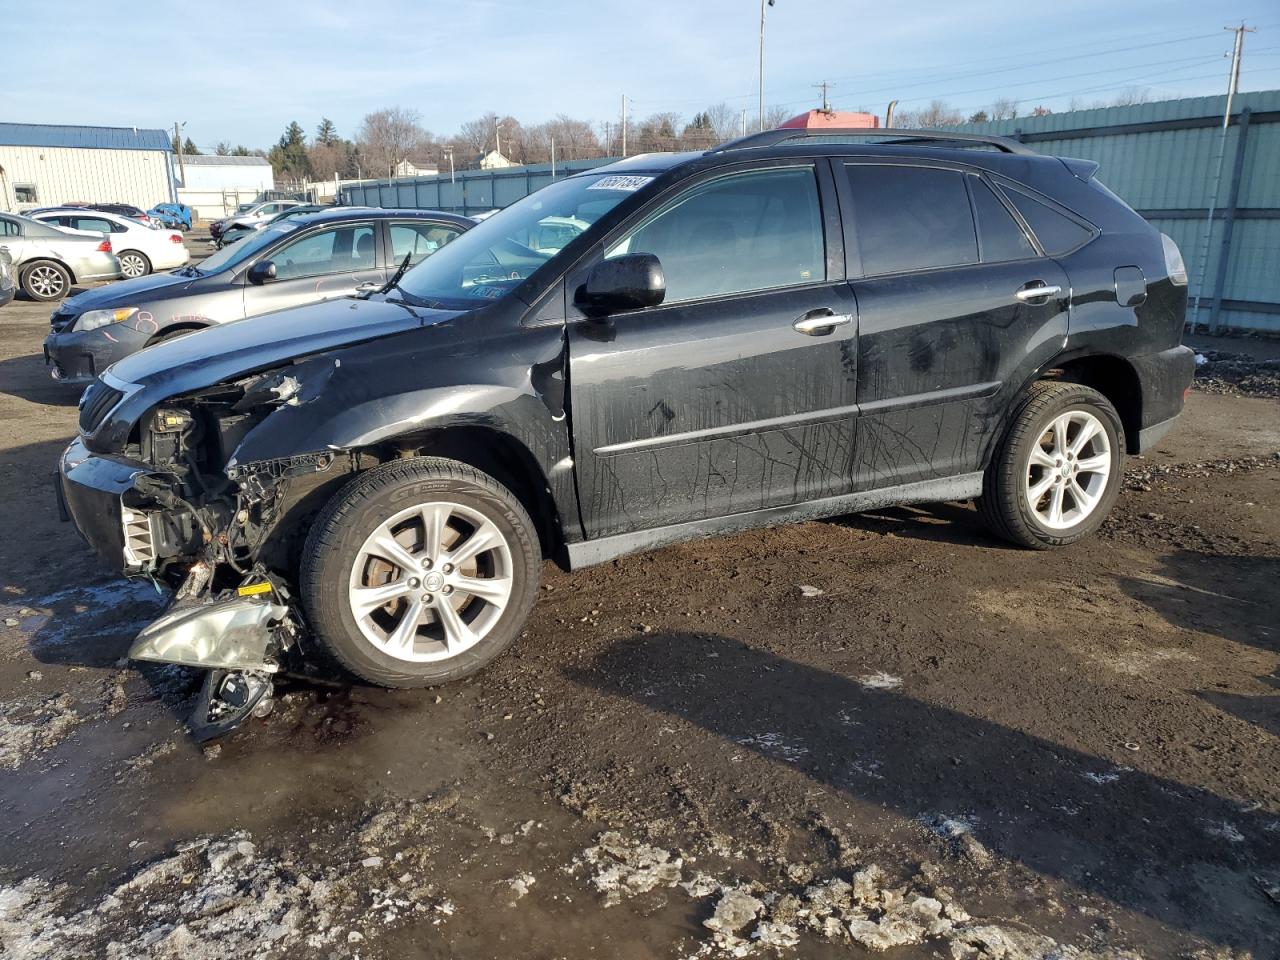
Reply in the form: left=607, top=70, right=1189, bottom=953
left=390, top=222, right=462, bottom=265
left=607, top=165, right=825, bottom=304
left=844, top=165, right=977, bottom=276
left=970, top=178, right=1036, bottom=262
left=1001, top=185, right=1094, bottom=256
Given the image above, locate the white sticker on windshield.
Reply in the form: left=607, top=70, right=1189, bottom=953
left=587, top=175, right=654, bottom=192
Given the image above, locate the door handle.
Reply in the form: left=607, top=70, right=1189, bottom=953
left=355, top=280, right=381, bottom=293
left=1014, top=283, right=1062, bottom=302
left=793, top=310, right=853, bottom=336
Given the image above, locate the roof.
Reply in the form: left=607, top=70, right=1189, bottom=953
left=0, top=123, right=171, bottom=152
left=182, top=154, right=271, bottom=167
left=779, top=110, right=879, bottom=129
left=287, top=207, right=475, bottom=228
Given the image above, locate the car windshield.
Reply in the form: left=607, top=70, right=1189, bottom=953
left=394, top=173, right=650, bottom=308
left=197, top=220, right=301, bottom=273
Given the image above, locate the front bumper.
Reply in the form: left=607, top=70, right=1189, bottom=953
left=58, top=438, right=154, bottom=572
left=44, top=321, right=149, bottom=385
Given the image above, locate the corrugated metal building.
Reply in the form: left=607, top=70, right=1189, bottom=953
left=956, top=90, right=1280, bottom=334
left=0, top=123, right=175, bottom=213
left=175, top=154, right=275, bottom=222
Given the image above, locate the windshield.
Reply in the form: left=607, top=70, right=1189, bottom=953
left=395, top=173, right=650, bottom=308
left=197, top=220, right=300, bottom=274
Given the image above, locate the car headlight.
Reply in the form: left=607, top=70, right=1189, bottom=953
left=77, top=307, right=138, bottom=332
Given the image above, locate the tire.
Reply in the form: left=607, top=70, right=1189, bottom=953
left=20, top=261, right=72, bottom=301
left=301, top=457, right=541, bottom=688
left=978, top=381, right=1125, bottom=549
left=118, top=250, right=151, bottom=279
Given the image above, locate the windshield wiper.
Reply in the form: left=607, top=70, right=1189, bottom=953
left=374, top=252, right=414, bottom=297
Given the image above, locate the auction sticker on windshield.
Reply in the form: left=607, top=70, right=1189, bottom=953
left=587, top=175, right=653, bottom=192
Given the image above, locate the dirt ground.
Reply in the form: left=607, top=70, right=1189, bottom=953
left=1, top=240, right=1277, bottom=959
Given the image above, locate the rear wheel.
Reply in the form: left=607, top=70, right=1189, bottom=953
left=21, top=261, right=71, bottom=301
left=118, top=250, right=151, bottom=279
left=979, top=381, right=1124, bottom=549
left=301, top=457, right=541, bottom=688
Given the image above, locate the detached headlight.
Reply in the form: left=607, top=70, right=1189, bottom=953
left=77, top=307, right=138, bottom=332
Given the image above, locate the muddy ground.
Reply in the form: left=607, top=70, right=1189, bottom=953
left=1, top=244, right=1277, bottom=958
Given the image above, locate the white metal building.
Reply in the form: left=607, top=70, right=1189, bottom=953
left=175, top=154, right=275, bottom=221
left=0, top=123, right=175, bottom=212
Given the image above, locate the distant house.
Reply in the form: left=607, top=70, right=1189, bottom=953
left=175, top=154, right=275, bottom=222
left=393, top=159, right=439, bottom=178
left=477, top=150, right=515, bottom=170
left=0, top=122, right=174, bottom=212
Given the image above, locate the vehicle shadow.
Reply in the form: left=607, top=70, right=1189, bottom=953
left=1117, top=549, right=1280, bottom=739
left=0, top=353, right=82, bottom=406
left=827, top=499, right=1017, bottom=549
left=567, top=631, right=1280, bottom=951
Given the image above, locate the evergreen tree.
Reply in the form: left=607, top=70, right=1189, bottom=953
left=316, top=118, right=338, bottom=146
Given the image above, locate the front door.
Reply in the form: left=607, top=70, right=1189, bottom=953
left=568, top=162, right=858, bottom=539
left=838, top=161, right=1071, bottom=489
left=245, top=220, right=385, bottom=317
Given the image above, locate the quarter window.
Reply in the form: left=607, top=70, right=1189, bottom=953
left=844, top=164, right=977, bottom=276
left=0, top=217, right=20, bottom=237
left=271, top=224, right=376, bottom=279
left=390, top=222, right=462, bottom=266
left=607, top=166, right=825, bottom=304
left=1001, top=185, right=1094, bottom=256
left=970, top=178, right=1036, bottom=262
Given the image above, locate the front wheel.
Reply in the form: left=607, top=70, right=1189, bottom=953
left=301, top=457, right=541, bottom=688
left=979, top=381, right=1124, bottom=549
left=118, top=250, right=151, bottom=279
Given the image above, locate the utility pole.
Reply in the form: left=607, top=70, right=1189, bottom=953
left=495, top=118, right=503, bottom=158
left=550, top=137, right=556, bottom=178
left=620, top=95, right=628, bottom=157
left=173, top=121, right=186, bottom=183
left=741, top=110, right=748, bottom=136
left=759, top=0, right=776, bottom=132
left=813, top=80, right=835, bottom=112
left=444, top=145, right=455, bottom=184
left=1190, top=22, right=1255, bottom=329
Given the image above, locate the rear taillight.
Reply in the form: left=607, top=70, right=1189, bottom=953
left=169, top=234, right=183, bottom=243
left=1161, top=233, right=1187, bottom=286
left=97, top=240, right=112, bottom=253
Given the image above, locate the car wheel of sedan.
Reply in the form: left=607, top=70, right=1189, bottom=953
left=301, top=457, right=541, bottom=688
left=979, top=381, right=1124, bottom=549
left=20, top=261, right=72, bottom=301
left=118, top=250, right=151, bottom=279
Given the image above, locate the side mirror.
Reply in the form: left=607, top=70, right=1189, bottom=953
left=247, top=260, right=277, bottom=285
left=576, top=253, right=665, bottom=316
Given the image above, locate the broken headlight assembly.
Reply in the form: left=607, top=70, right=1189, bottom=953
left=76, top=306, right=138, bottom=331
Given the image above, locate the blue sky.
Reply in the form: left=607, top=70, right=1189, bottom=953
left=4, top=0, right=1280, bottom=149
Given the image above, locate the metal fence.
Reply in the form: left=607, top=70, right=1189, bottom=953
left=343, top=90, right=1280, bottom=335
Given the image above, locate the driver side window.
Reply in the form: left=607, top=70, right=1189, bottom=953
left=271, top=224, right=376, bottom=279
left=606, top=166, right=825, bottom=305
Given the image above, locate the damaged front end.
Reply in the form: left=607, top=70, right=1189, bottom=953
left=60, top=361, right=349, bottom=739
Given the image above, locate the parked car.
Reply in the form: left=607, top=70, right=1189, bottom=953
left=214, top=204, right=329, bottom=249
left=209, top=200, right=305, bottom=241
left=0, top=211, right=121, bottom=301
left=40, top=202, right=154, bottom=226
left=55, top=130, right=1194, bottom=735
left=29, top=209, right=188, bottom=279
left=43, top=208, right=470, bottom=384
left=0, top=247, right=14, bottom=309
left=148, top=203, right=193, bottom=231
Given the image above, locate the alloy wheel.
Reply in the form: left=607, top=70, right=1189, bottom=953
left=27, top=265, right=66, bottom=298
left=347, top=500, right=514, bottom=663
left=119, top=253, right=147, bottom=278
left=1024, top=409, right=1112, bottom=530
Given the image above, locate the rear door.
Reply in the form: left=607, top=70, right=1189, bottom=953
left=838, top=161, right=1070, bottom=489
left=568, top=160, right=858, bottom=539
left=244, top=220, right=385, bottom=317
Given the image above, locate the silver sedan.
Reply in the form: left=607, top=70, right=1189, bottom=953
left=0, top=211, right=122, bottom=301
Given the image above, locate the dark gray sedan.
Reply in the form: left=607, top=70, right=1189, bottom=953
left=43, top=208, right=472, bottom=385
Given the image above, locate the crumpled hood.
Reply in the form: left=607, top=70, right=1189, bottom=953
left=61, top=270, right=200, bottom=312
left=107, top=296, right=463, bottom=397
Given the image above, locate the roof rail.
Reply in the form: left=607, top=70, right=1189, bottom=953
left=709, top=128, right=1036, bottom=156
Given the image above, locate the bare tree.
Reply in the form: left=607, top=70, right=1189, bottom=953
left=544, top=115, right=599, bottom=160
left=358, top=107, right=427, bottom=173
left=989, top=97, right=1018, bottom=121
left=899, top=100, right=965, bottom=128
left=1111, top=86, right=1152, bottom=106
left=458, top=112, right=500, bottom=161
left=704, top=102, right=741, bottom=141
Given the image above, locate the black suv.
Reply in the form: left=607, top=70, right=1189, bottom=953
left=57, top=129, right=1194, bottom=732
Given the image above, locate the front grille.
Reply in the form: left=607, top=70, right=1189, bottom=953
left=50, top=308, right=75, bottom=334
left=78, top=380, right=124, bottom=435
